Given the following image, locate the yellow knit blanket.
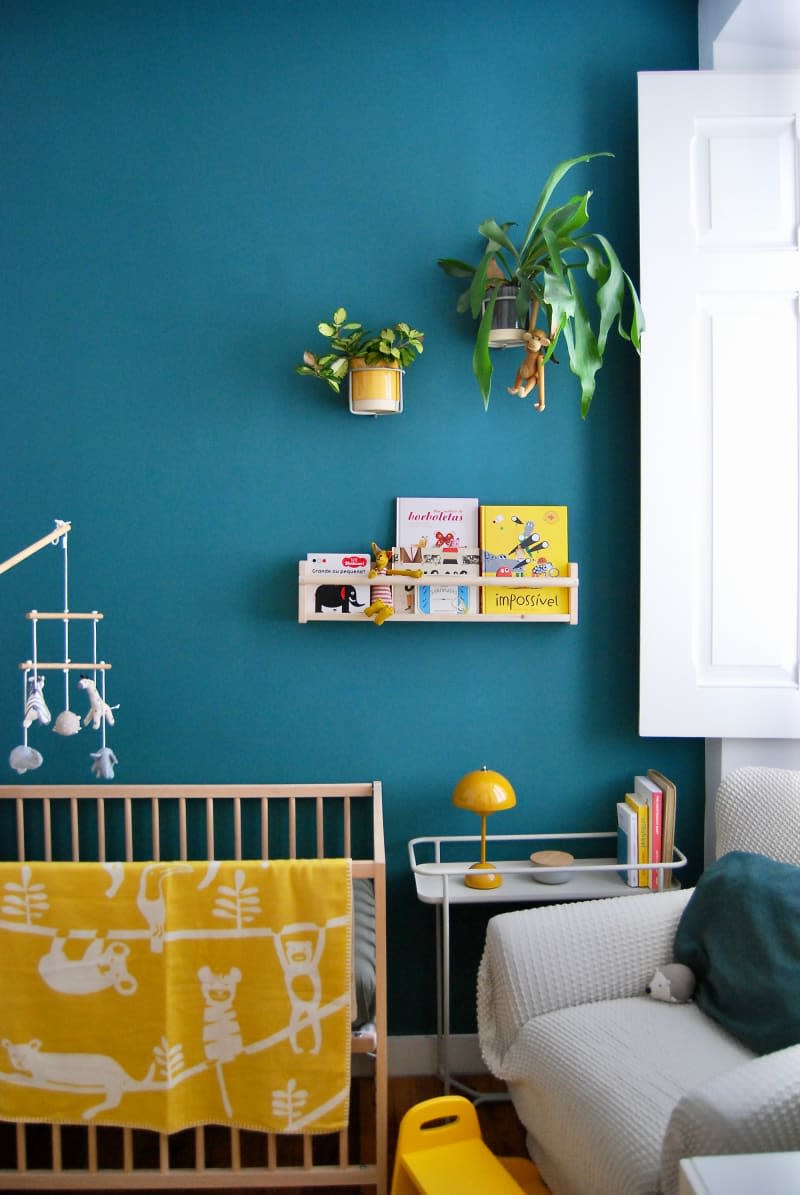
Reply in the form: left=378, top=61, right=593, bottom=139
left=0, top=858, right=352, bottom=1134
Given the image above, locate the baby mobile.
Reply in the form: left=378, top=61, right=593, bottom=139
left=2, top=520, right=119, bottom=779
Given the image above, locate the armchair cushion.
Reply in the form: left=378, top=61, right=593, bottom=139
left=674, top=850, right=800, bottom=1055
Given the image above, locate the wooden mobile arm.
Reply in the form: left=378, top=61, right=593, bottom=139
left=0, top=521, right=71, bottom=577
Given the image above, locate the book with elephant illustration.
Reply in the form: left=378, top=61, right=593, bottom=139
left=305, top=553, right=371, bottom=617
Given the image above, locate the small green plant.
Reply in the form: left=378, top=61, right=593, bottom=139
left=437, top=152, right=644, bottom=417
left=296, top=308, right=424, bottom=394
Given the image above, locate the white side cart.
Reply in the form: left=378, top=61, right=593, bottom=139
left=408, top=831, right=687, bottom=1100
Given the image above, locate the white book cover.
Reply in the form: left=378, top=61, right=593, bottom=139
left=395, top=498, right=479, bottom=614
left=414, top=547, right=480, bottom=616
left=305, top=552, right=370, bottom=616
left=616, top=801, right=638, bottom=888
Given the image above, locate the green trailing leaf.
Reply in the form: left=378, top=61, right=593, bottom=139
left=517, top=153, right=611, bottom=264
left=437, top=257, right=477, bottom=279
left=473, top=291, right=497, bottom=410
left=468, top=249, right=497, bottom=320
left=563, top=276, right=603, bottom=419
left=476, top=218, right=519, bottom=259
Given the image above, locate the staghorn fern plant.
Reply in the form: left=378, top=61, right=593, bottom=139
left=437, top=152, right=644, bottom=417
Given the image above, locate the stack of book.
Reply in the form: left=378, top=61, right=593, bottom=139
left=616, top=771, right=677, bottom=891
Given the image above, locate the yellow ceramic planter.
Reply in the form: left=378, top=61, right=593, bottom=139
left=348, top=358, right=404, bottom=415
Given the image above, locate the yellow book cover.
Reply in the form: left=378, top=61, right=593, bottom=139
left=479, top=505, right=569, bottom=615
left=624, top=792, right=650, bottom=888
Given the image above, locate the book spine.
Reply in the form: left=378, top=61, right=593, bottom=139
left=616, top=802, right=638, bottom=888
left=650, top=789, right=663, bottom=890
left=625, top=794, right=649, bottom=887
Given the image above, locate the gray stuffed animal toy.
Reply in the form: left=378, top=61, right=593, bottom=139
left=646, top=963, right=696, bottom=1003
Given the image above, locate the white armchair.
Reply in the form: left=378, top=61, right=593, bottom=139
left=477, top=767, right=800, bottom=1195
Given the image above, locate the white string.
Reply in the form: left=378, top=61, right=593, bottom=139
left=31, top=614, right=39, bottom=682
left=100, top=664, right=107, bottom=751
left=22, top=668, right=29, bottom=746
left=62, top=532, right=70, bottom=708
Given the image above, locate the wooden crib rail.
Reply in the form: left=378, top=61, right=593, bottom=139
left=0, top=782, right=385, bottom=867
left=0, top=782, right=387, bottom=1194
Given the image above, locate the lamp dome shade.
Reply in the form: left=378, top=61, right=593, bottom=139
left=452, top=768, right=516, bottom=814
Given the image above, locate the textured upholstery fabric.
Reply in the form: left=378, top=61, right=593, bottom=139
left=715, top=766, right=800, bottom=863
left=505, top=999, right=752, bottom=1195
left=477, top=767, right=800, bottom=1195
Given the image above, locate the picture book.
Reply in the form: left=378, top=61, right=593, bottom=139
left=413, top=547, right=480, bottom=616
left=395, top=498, right=480, bottom=615
left=616, top=801, right=639, bottom=888
left=479, top=505, right=569, bottom=615
left=647, top=769, right=677, bottom=890
left=305, top=552, right=370, bottom=617
left=635, top=773, right=664, bottom=890
left=395, top=497, right=479, bottom=559
left=624, top=792, right=649, bottom=887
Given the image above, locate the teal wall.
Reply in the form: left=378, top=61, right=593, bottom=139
left=1, top=1, right=701, bottom=1035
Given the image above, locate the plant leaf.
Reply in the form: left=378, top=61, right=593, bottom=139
left=437, top=257, right=476, bottom=278
left=477, top=218, right=519, bottom=259
left=517, top=152, right=612, bottom=266
left=468, top=248, right=497, bottom=320
left=472, top=291, right=497, bottom=409
left=563, top=276, right=603, bottom=418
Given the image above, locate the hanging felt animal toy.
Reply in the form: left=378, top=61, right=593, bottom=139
left=22, top=675, right=51, bottom=729
left=90, top=747, right=118, bottom=780
left=78, top=676, right=118, bottom=729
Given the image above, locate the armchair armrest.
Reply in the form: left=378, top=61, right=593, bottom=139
left=660, top=1043, right=800, bottom=1195
left=478, top=889, right=691, bottom=1073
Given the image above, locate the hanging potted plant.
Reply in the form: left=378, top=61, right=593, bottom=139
left=296, top=308, right=425, bottom=415
left=437, top=152, right=644, bottom=417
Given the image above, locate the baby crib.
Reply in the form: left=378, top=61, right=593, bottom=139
left=0, top=781, right=386, bottom=1193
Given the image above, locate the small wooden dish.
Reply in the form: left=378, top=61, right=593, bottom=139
left=530, top=849, right=574, bottom=884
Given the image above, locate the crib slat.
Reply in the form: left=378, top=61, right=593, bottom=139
left=51, top=1124, right=62, bottom=1172
left=152, top=796, right=161, bottom=861
left=179, top=796, right=188, bottom=860
left=124, top=797, right=133, bottom=861
left=315, top=796, right=324, bottom=857
left=206, top=795, right=215, bottom=859
left=97, top=797, right=106, bottom=862
left=233, top=796, right=242, bottom=861
left=288, top=796, right=296, bottom=858
left=343, top=795, right=351, bottom=858
left=43, top=795, right=52, bottom=861
left=87, top=1125, right=98, bottom=1172
left=261, top=796, right=269, bottom=859
left=70, top=797, right=79, bottom=860
left=15, top=797, right=25, bottom=862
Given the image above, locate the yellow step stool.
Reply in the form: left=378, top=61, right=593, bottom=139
left=390, top=1095, right=547, bottom=1195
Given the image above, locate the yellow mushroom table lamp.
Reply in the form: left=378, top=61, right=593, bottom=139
left=451, top=766, right=516, bottom=889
